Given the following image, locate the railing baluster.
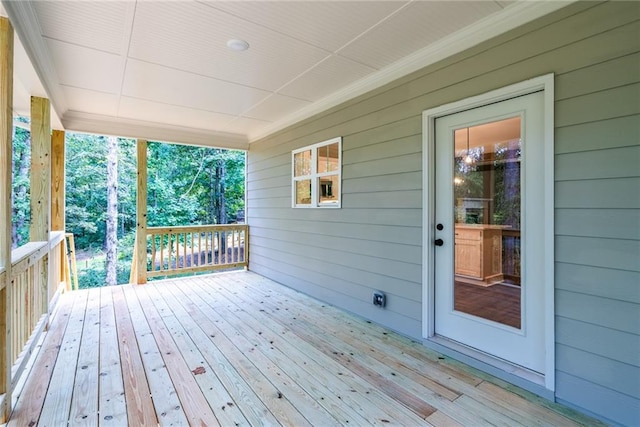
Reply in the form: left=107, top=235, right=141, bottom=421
left=143, top=224, right=248, bottom=278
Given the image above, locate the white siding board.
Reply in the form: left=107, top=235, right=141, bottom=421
left=555, top=115, right=640, bottom=154
left=555, top=263, right=640, bottom=304
left=250, top=235, right=421, bottom=285
left=344, top=172, right=422, bottom=194
left=555, top=83, right=640, bottom=128
left=250, top=226, right=422, bottom=265
left=555, top=290, right=639, bottom=335
left=249, top=185, right=290, bottom=200
left=555, top=52, right=640, bottom=100
left=555, top=146, right=640, bottom=181
left=247, top=152, right=289, bottom=174
left=248, top=207, right=422, bottom=227
left=555, top=371, right=640, bottom=427
left=344, top=117, right=422, bottom=150
left=555, top=177, right=640, bottom=209
left=343, top=153, right=421, bottom=179
left=344, top=190, right=422, bottom=209
left=248, top=251, right=423, bottom=308
left=555, top=235, right=640, bottom=272
left=248, top=218, right=421, bottom=246
left=556, top=344, right=640, bottom=398
left=247, top=175, right=289, bottom=191
left=247, top=196, right=290, bottom=209
left=556, top=317, right=640, bottom=367
left=248, top=163, right=290, bottom=182
left=556, top=208, right=640, bottom=240
left=249, top=244, right=418, bottom=303
left=343, top=135, right=421, bottom=165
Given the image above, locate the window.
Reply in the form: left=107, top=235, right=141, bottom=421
left=292, top=137, right=341, bottom=208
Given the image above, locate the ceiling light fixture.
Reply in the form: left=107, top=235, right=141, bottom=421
left=226, top=39, right=249, bottom=52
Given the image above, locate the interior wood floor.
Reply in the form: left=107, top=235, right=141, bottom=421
left=8, top=271, right=599, bottom=426
left=454, top=282, right=521, bottom=329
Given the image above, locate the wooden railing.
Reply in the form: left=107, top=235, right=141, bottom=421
left=132, top=224, right=248, bottom=281
left=0, top=231, right=66, bottom=395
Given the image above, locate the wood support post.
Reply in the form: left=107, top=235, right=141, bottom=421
left=51, top=130, right=65, bottom=232
left=136, top=139, right=148, bottom=284
left=0, top=16, right=13, bottom=422
left=30, top=96, right=51, bottom=242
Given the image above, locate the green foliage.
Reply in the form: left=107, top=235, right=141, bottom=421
left=12, top=122, right=31, bottom=247
left=62, top=133, right=245, bottom=287
left=146, top=143, right=245, bottom=226
left=76, top=254, right=131, bottom=289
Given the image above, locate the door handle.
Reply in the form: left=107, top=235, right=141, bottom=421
left=434, top=238, right=444, bottom=246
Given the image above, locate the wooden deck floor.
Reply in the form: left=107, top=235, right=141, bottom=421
left=8, top=271, right=599, bottom=426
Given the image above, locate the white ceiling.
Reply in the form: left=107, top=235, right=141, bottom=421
left=2, top=1, right=569, bottom=149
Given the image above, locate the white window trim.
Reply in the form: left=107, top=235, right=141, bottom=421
left=292, top=136, right=342, bottom=208
left=421, top=74, right=555, bottom=392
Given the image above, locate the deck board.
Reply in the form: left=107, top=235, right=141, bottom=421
left=156, top=283, right=280, bottom=426
left=70, top=288, right=100, bottom=426
left=111, top=286, right=157, bottom=426
left=38, top=289, right=88, bottom=426
left=8, top=271, right=603, bottom=426
left=98, top=286, right=127, bottom=426
left=121, top=285, right=187, bottom=425
left=133, top=285, right=220, bottom=426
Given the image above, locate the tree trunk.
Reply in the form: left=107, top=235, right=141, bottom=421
left=215, top=158, right=226, bottom=225
left=105, top=136, right=118, bottom=285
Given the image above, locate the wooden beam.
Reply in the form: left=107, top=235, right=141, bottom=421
left=0, top=16, right=13, bottom=423
left=136, top=139, right=148, bottom=284
left=30, top=96, right=51, bottom=242
left=51, top=130, right=65, bottom=232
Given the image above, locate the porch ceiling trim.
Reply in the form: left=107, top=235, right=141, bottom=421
left=248, top=0, right=573, bottom=143
left=62, top=111, right=249, bottom=150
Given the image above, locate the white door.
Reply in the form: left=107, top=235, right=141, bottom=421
left=434, top=92, right=545, bottom=373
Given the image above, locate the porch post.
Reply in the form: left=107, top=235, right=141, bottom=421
left=0, top=16, right=13, bottom=422
left=136, top=139, right=148, bottom=284
left=30, top=96, right=51, bottom=242
left=51, top=130, right=68, bottom=293
left=51, top=130, right=65, bottom=232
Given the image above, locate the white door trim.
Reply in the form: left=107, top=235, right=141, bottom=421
left=421, top=74, right=555, bottom=391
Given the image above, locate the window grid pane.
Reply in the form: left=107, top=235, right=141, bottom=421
left=317, top=142, right=339, bottom=174
left=294, top=150, right=312, bottom=177
left=318, top=175, right=339, bottom=205
left=295, top=179, right=312, bottom=205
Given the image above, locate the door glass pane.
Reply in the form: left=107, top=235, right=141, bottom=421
left=452, top=116, right=522, bottom=329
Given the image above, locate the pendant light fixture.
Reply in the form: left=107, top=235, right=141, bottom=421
left=464, top=127, right=473, bottom=164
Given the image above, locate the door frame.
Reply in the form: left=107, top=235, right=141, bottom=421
left=421, top=74, right=555, bottom=391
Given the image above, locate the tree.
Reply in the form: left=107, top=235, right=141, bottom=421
left=105, top=135, right=118, bottom=285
